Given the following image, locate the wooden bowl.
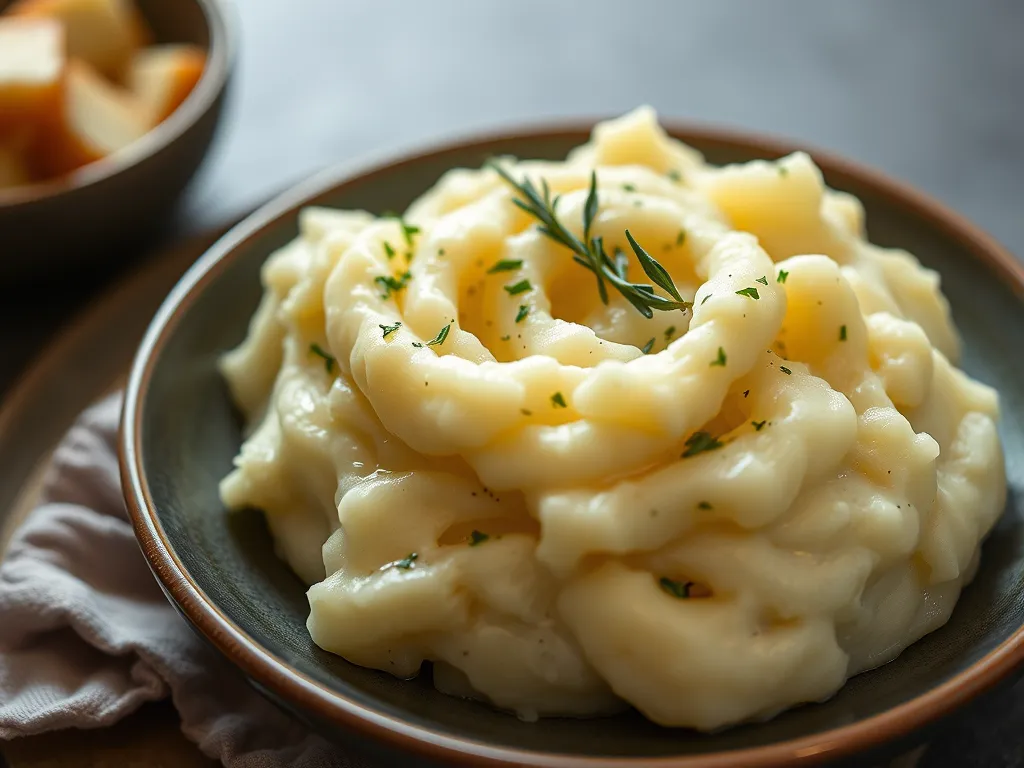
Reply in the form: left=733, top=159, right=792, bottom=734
left=121, top=123, right=1024, bottom=767
left=0, top=0, right=232, bottom=282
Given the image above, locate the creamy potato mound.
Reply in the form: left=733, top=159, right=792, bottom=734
left=220, top=108, right=1005, bottom=730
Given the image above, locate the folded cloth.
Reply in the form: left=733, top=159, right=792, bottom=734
left=0, top=393, right=357, bottom=767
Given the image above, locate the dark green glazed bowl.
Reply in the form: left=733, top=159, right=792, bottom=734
left=121, top=124, right=1024, bottom=767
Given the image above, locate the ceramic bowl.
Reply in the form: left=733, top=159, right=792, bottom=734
left=120, top=123, right=1024, bottom=767
left=0, top=0, right=232, bottom=282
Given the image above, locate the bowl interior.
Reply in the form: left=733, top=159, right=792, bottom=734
left=136, top=0, right=212, bottom=46
left=136, top=131, right=1024, bottom=761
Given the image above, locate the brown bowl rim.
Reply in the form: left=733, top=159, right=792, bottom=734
left=0, top=0, right=234, bottom=209
left=121, top=118, right=1024, bottom=768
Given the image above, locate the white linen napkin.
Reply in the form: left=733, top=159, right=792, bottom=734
left=0, top=393, right=357, bottom=767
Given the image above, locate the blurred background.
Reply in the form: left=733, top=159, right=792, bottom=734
left=2, top=0, right=1022, bottom=388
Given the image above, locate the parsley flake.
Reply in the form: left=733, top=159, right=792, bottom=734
left=551, top=392, right=567, bottom=408
left=500, top=334, right=511, bottom=341
left=659, top=577, right=693, bottom=599
left=401, top=222, right=420, bottom=247
left=664, top=325, right=677, bottom=341
left=309, top=343, right=336, bottom=374
left=752, top=420, right=766, bottom=431
left=395, top=553, right=418, bottom=570
left=468, top=530, right=489, bottom=546
left=515, top=304, right=529, bottom=323
left=622, top=183, right=637, bottom=192
left=379, top=322, right=402, bottom=338
left=375, top=271, right=412, bottom=299
left=676, top=230, right=687, bottom=247
left=438, top=248, right=446, bottom=256
left=701, top=294, right=711, bottom=306
left=780, top=366, right=792, bottom=375
left=756, top=275, right=769, bottom=286
left=505, top=279, right=532, bottom=296
left=698, top=501, right=713, bottom=510
left=682, top=431, right=723, bottom=458
left=667, top=169, right=682, bottom=183
left=778, top=166, right=789, bottom=177
left=383, top=241, right=396, bottom=259
left=736, top=287, right=760, bottom=300
left=426, top=322, right=452, bottom=347
left=710, top=347, right=727, bottom=367
left=839, top=325, right=848, bottom=341
left=487, top=259, right=523, bottom=274
left=777, top=270, right=789, bottom=284
left=641, top=338, right=655, bottom=354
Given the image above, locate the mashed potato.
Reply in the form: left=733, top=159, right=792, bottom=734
left=219, top=108, right=1005, bottom=730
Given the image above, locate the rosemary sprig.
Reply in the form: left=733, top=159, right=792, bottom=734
left=488, top=162, right=691, bottom=319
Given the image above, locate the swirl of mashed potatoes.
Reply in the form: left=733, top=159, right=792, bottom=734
left=219, top=108, right=1006, bottom=730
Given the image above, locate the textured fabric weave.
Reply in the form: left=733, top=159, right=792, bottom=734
left=0, top=394, right=356, bottom=767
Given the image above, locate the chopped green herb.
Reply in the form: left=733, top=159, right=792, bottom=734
left=641, top=338, right=655, bottom=354
left=379, top=322, right=402, bottom=338
left=383, top=241, right=396, bottom=259
left=468, top=530, right=489, bottom=546
left=659, top=577, right=693, bottom=599
left=710, top=347, right=727, bottom=367
left=756, top=275, right=769, bottom=286
left=743, top=389, right=750, bottom=398
left=500, top=334, right=511, bottom=341
left=622, top=183, right=637, bottom=192
left=401, top=222, right=420, bottom=247
left=515, top=304, right=529, bottom=323
left=375, top=271, right=412, bottom=299
left=667, top=169, right=682, bottom=183
left=752, top=420, right=766, bottom=431
left=736, top=287, right=760, bottom=300
left=777, top=270, right=789, bottom=284
left=682, top=431, right=723, bottom=458
left=778, top=166, right=789, bottom=177
left=309, top=343, right=336, bottom=374
left=701, top=294, right=711, bottom=306
left=551, top=392, right=567, bottom=408
left=676, top=230, right=687, bottom=247
left=520, top=409, right=532, bottom=416
left=395, top=552, right=418, bottom=569
left=505, top=279, right=532, bottom=296
left=664, top=325, right=677, bottom=341
left=426, top=322, right=452, bottom=347
left=438, top=248, right=446, bottom=256
left=780, top=366, right=792, bottom=375
left=412, top=342, right=423, bottom=348
left=487, top=259, right=523, bottom=274
left=839, top=325, right=848, bottom=341
left=697, top=501, right=713, bottom=510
